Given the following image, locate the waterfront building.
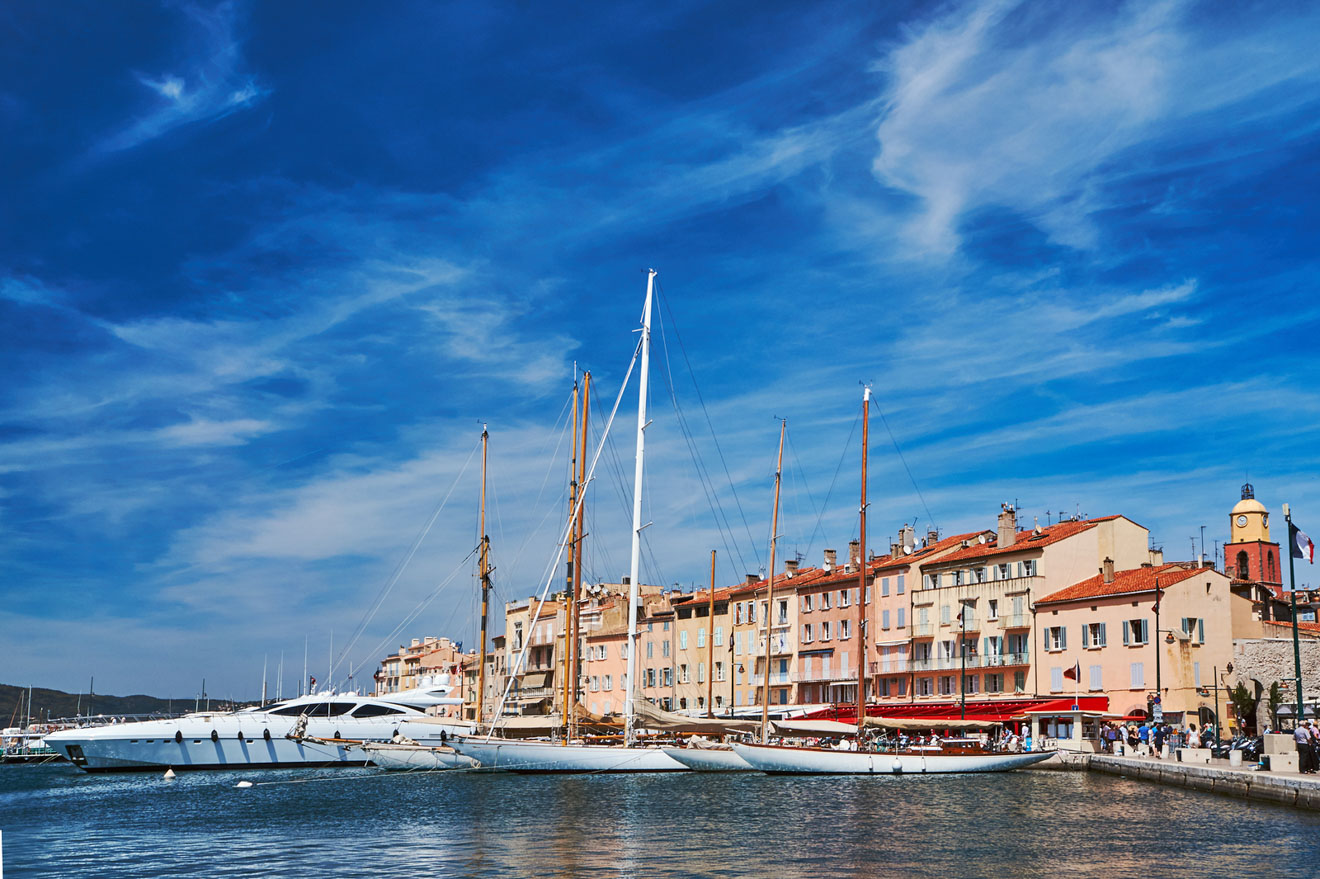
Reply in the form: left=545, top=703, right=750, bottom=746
left=373, top=635, right=469, bottom=696
left=501, top=597, right=565, bottom=715
left=669, top=585, right=734, bottom=714
left=1034, top=560, right=1237, bottom=725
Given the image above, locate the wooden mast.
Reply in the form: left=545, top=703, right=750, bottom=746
left=706, top=549, right=715, bottom=718
left=476, top=425, right=491, bottom=730
left=568, top=371, right=590, bottom=741
left=760, top=419, right=786, bottom=744
left=561, top=378, right=579, bottom=742
left=855, top=388, right=871, bottom=739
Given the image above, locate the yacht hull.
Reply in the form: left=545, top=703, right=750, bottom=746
left=731, top=743, right=1053, bottom=775
left=451, top=738, right=688, bottom=772
left=660, top=746, right=753, bottom=771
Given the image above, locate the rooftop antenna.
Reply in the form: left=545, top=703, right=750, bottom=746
left=1044, top=510, right=1052, bottom=526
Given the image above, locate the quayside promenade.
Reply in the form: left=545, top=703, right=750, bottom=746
left=1054, top=751, right=1320, bottom=810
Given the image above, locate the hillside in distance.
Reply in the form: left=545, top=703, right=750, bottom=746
left=0, top=683, right=224, bottom=724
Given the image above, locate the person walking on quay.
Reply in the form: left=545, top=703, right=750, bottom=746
left=1152, top=723, right=1166, bottom=758
left=1138, top=721, right=1150, bottom=755
left=1309, top=721, right=1320, bottom=774
left=1294, top=723, right=1314, bottom=774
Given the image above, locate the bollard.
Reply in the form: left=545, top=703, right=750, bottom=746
left=1229, top=749, right=1243, bottom=767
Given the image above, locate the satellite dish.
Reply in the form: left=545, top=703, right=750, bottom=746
left=977, top=534, right=987, bottom=544
left=902, top=545, right=914, bottom=555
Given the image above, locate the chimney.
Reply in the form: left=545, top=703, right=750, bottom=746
left=745, top=574, right=760, bottom=585
left=926, top=528, right=939, bottom=547
left=824, top=549, right=837, bottom=572
left=1101, top=557, right=1115, bottom=584
left=997, top=504, right=1017, bottom=548
left=785, top=559, right=799, bottom=577
left=849, top=540, right=861, bottom=567
left=890, top=541, right=901, bottom=559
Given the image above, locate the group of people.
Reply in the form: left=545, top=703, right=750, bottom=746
left=1100, top=720, right=1212, bottom=756
left=1293, top=720, right=1320, bottom=774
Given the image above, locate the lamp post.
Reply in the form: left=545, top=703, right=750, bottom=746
left=1151, top=576, right=1177, bottom=724
left=959, top=605, right=967, bottom=720
left=1285, top=503, right=1304, bottom=726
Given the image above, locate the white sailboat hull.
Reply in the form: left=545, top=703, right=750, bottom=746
left=451, top=738, right=688, bottom=772
left=660, top=745, right=753, bottom=771
left=731, top=743, right=1053, bottom=775
left=359, top=742, right=477, bottom=771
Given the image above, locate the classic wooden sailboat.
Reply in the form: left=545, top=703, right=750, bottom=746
left=729, top=387, right=1051, bottom=775
left=452, top=270, right=687, bottom=772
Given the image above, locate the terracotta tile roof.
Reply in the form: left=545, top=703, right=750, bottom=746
left=927, top=517, right=1124, bottom=566
left=1035, top=562, right=1207, bottom=605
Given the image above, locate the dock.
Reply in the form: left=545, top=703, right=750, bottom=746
left=1052, top=751, right=1320, bottom=811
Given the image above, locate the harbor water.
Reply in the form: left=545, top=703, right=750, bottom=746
left=4, top=763, right=1320, bottom=877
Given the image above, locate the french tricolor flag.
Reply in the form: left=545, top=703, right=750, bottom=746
left=1292, top=522, right=1315, bottom=564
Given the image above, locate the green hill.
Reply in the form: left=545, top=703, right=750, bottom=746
left=0, top=683, right=217, bottom=725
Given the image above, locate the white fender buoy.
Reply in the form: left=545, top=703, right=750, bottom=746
left=163, top=768, right=176, bottom=780
left=235, top=780, right=254, bottom=789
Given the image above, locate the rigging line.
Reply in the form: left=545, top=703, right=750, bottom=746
left=333, top=437, right=481, bottom=676
left=874, top=399, right=938, bottom=532
left=486, top=334, right=644, bottom=732
left=655, top=279, right=760, bottom=563
left=653, top=304, right=752, bottom=580
left=358, top=544, right=480, bottom=665
left=784, top=427, right=820, bottom=559
left=502, top=389, right=577, bottom=577
left=803, top=407, right=861, bottom=560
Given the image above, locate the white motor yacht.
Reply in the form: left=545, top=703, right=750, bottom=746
left=46, top=683, right=468, bottom=773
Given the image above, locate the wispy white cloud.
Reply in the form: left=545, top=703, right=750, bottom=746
left=94, top=2, right=267, bottom=155
left=872, top=0, right=1320, bottom=254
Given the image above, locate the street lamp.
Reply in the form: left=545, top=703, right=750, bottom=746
left=1213, top=662, right=1233, bottom=748
left=1152, top=576, right=1178, bottom=723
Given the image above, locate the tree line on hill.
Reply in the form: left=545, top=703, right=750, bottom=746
left=0, top=683, right=190, bottom=725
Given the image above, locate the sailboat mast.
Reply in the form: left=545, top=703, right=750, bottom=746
left=855, top=387, right=871, bottom=739
left=706, top=550, right=715, bottom=718
left=562, top=380, right=579, bottom=741
left=624, top=269, right=655, bottom=747
left=477, top=424, right=491, bottom=729
left=760, top=419, right=786, bottom=743
left=569, top=372, right=591, bottom=741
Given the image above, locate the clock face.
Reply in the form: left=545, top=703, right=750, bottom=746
left=1237, top=515, right=1248, bottom=527
left=1263, top=513, right=1269, bottom=527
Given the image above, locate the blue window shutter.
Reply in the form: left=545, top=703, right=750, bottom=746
left=1099, top=622, right=1107, bottom=647
left=1081, top=626, right=1090, bottom=648
left=1061, top=627, right=1067, bottom=650
left=1122, top=621, right=1130, bottom=645
left=1198, top=619, right=1205, bottom=643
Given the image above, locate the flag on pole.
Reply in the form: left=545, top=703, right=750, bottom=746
left=1292, top=522, right=1315, bottom=564
left=1063, top=661, right=1080, bottom=681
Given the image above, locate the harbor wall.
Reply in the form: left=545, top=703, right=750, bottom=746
left=1051, top=753, right=1320, bottom=811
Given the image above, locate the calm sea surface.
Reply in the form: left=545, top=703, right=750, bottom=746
left=3, top=762, right=1320, bottom=878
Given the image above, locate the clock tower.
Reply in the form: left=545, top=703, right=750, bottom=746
left=1224, top=483, right=1281, bottom=585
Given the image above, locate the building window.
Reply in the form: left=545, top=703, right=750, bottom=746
left=882, top=577, right=891, bottom=597
left=645, top=668, right=656, bottom=687
left=1050, top=667, right=1063, bottom=693
left=985, top=673, right=1003, bottom=693
left=1082, top=622, right=1106, bottom=648
left=963, top=674, right=978, bottom=694
left=679, top=631, right=688, bottom=650
left=802, top=623, right=813, bottom=643
left=987, top=599, right=998, bottom=620
left=882, top=610, right=891, bottom=630
left=1089, top=665, right=1103, bottom=691
left=953, top=570, right=964, bottom=586
left=1014, top=671, right=1026, bottom=692
left=697, top=628, right=706, bottom=648
left=897, top=607, right=906, bottom=628
left=1046, top=627, right=1066, bottom=651
left=938, top=675, right=955, bottom=696
left=1130, top=662, right=1145, bottom=689
left=802, top=595, right=813, bottom=612
left=997, top=563, right=1010, bottom=580
left=1022, top=560, right=1036, bottom=577
left=662, top=640, right=670, bottom=658
left=897, top=574, right=905, bottom=594
left=1181, top=618, right=1205, bottom=644
left=716, top=661, right=725, bottom=682
left=840, top=620, right=851, bottom=639
left=941, top=605, right=951, bottom=625
left=820, top=592, right=831, bottom=610
left=821, top=621, right=831, bottom=641
left=917, top=677, right=933, bottom=696
left=697, top=662, right=706, bottom=683
left=663, top=668, right=673, bottom=687
left=714, top=626, right=724, bottom=646
left=604, top=675, right=612, bottom=690
left=778, top=599, right=788, bottom=625
left=1123, top=619, right=1149, bottom=645
left=679, top=698, right=687, bottom=710
left=840, top=589, right=851, bottom=608
left=647, top=641, right=654, bottom=659
left=1236, top=551, right=1249, bottom=579
left=679, top=664, right=689, bottom=684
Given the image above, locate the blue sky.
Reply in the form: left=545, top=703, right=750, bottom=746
left=3, top=0, right=1319, bottom=699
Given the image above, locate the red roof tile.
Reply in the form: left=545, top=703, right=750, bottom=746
left=927, top=517, right=1125, bottom=566
left=1035, top=562, right=1208, bottom=605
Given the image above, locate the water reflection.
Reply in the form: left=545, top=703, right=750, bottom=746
left=3, top=765, right=1319, bottom=878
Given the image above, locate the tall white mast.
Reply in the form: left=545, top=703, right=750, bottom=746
left=624, top=269, right=655, bottom=746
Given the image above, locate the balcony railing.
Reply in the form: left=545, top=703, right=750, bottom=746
left=1002, top=614, right=1030, bottom=629
left=908, top=652, right=1030, bottom=672
left=912, top=623, right=934, bottom=637
left=797, top=666, right=857, bottom=683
